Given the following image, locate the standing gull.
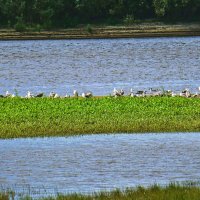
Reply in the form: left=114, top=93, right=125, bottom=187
left=73, top=90, right=78, bottom=97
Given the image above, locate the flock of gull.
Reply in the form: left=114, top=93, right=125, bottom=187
left=1, top=87, right=200, bottom=98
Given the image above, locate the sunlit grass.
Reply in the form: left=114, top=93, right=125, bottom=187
left=0, top=96, right=200, bottom=139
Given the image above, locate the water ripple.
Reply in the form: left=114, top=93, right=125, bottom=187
left=0, top=133, right=200, bottom=195
left=0, top=37, right=200, bottom=95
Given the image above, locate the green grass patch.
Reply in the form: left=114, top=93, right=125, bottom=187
left=0, top=97, right=200, bottom=139
left=1, top=183, right=200, bottom=200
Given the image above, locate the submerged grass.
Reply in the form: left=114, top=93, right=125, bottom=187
left=1, top=184, right=200, bottom=200
left=0, top=96, right=200, bottom=139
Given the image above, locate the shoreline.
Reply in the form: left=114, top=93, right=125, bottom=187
left=1, top=183, right=200, bottom=200
left=0, top=23, right=200, bottom=40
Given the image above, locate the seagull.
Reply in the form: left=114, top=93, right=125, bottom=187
left=181, top=88, right=191, bottom=98
left=35, top=93, right=44, bottom=98
left=5, top=91, right=15, bottom=98
left=130, top=88, right=134, bottom=97
left=179, top=92, right=184, bottom=97
left=5, top=91, right=11, bottom=97
left=149, top=88, right=161, bottom=96
left=192, top=92, right=198, bottom=98
left=171, top=92, right=177, bottom=97
left=113, top=88, right=124, bottom=97
left=119, top=89, right=124, bottom=96
left=54, top=93, right=60, bottom=98
left=65, top=93, right=70, bottom=98
left=73, top=90, right=78, bottom=97
left=149, top=88, right=159, bottom=93
left=136, top=90, right=145, bottom=94
left=25, top=91, right=33, bottom=98
left=49, top=92, right=56, bottom=98
left=82, top=92, right=93, bottom=98
left=82, top=93, right=86, bottom=98
left=113, top=88, right=118, bottom=96
left=136, top=90, right=146, bottom=97
left=185, top=89, right=191, bottom=98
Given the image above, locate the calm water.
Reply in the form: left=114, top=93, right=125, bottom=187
left=0, top=37, right=200, bottom=96
left=0, top=133, right=200, bottom=196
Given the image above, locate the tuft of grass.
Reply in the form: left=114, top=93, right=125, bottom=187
left=0, top=97, right=200, bottom=139
left=1, top=184, right=200, bottom=200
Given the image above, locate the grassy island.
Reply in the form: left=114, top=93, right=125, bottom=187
left=0, top=96, right=199, bottom=139
left=1, top=184, right=200, bottom=200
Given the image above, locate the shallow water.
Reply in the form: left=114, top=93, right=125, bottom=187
left=0, top=37, right=200, bottom=96
left=0, top=133, right=200, bottom=196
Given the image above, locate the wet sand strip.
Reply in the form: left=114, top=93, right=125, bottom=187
left=0, top=24, right=200, bottom=40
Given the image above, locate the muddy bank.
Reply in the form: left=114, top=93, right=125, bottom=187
left=0, top=23, right=200, bottom=40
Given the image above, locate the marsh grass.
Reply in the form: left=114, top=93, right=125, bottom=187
left=0, top=97, right=200, bottom=139
left=1, top=184, right=200, bottom=200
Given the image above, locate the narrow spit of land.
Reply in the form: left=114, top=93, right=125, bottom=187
left=0, top=23, right=200, bottom=40
left=1, top=184, right=200, bottom=200
left=0, top=97, right=199, bottom=139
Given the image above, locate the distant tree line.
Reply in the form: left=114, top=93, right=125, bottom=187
left=0, top=0, right=200, bottom=30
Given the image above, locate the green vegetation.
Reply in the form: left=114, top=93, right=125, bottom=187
left=0, top=97, right=199, bottom=139
left=0, top=0, right=200, bottom=30
left=1, top=184, right=200, bottom=200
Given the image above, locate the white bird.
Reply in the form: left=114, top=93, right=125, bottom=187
left=130, top=88, right=134, bottom=97
left=171, top=92, right=177, bottom=97
left=65, top=93, right=70, bottom=98
left=149, top=88, right=159, bottom=93
left=49, top=92, right=59, bottom=98
left=120, top=89, right=124, bottom=96
left=54, top=93, right=60, bottom=98
left=86, top=91, right=93, bottom=98
left=185, top=89, right=191, bottom=98
left=180, top=88, right=191, bottom=98
left=5, top=91, right=15, bottom=98
left=182, top=88, right=191, bottom=97
left=82, top=92, right=86, bottom=98
left=113, top=88, right=118, bottom=96
left=192, top=92, right=198, bottom=98
left=113, top=88, right=124, bottom=97
left=5, top=91, right=10, bottom=97
left=149, top=88, right=161, bottom=96
left=167, top=90, right=172, bottom=94
left=136, top=90, right=146, bottom=97
left=25, top=91, right=34, bottom=98
left=73, top=90, right=78, bottom=97
left=82, top=92, right=93, bottom=98
left=49, top=92, right=56, bottom=98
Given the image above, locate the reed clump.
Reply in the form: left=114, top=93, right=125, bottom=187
left=0, top=97, right=200, bottom=139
